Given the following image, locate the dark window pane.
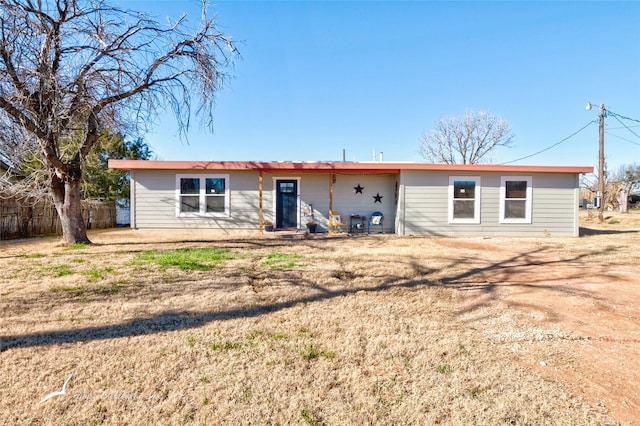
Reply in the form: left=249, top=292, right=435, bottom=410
left=206, top=178, right=225, bottom=194
left=506, top=181, right=527, bottom=199
left=279, top=182, right=295, bottom=193
left=206, top=196, right=225, bottom=213
left=454, top=181, right=475, bottom=199
left=180, top=178, right=199, bottom=195
left=505, top=200, right=526, bottom=218
left=181, top=196, right=199, bottom=213
left=453, top=200, right=475, bottom=219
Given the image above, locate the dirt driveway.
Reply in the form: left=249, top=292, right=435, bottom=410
left=440, top=213, right=640, bottom=425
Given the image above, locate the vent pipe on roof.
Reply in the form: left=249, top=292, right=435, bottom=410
left=379, top=152, right=384, bottom=162
left=342, top=149, right=346, bottom=162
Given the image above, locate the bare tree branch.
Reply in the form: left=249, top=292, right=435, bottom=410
left=0, top=0, right=238, bottom=243
left=420, top=111, right=514, bottom=164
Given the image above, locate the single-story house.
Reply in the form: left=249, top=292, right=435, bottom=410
left=108, top=160, right=593, bottom=237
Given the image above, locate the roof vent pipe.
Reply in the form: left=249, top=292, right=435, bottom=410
left=342, top=149, right=346, bottom=162
left=379, top=152, right=384, bottom=162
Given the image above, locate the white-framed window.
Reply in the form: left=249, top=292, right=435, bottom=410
left=448, top=176, right=481, bottom=224
left=176, top=174, right=229, bottom=217
left=500, top=176, right=532, bottom=223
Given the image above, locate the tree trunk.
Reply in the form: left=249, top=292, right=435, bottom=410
left=617, top=182, right=632, bottom=213
left=51, top=172, right=91, bottom=245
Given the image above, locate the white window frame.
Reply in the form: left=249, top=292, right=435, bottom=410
left=448, top=176, right=481, bottom=224
left=499, top=176, right=532, bottom=224
left=175, top=174, right=230, bottom=217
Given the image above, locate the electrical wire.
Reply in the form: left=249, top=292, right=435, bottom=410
left=501, top=120, right=596, bottom=165
left=609, top=113, right=640, bottom=141
left=605, top=131, right=640, bottom=146
left=607, top=110, right=640, bottom=124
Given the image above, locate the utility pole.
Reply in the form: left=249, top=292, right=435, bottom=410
left=597, top=103, right=605, bottom=223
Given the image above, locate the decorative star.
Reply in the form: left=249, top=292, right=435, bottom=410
left=373, top=193, right=383, bottom=203
left=354, top=184, right=364, bottom=194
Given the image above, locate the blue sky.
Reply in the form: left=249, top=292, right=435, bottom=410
left=125, top=1, right=639, bottom=171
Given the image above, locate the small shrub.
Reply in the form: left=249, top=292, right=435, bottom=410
left=187, top=336, right=197, bottom=347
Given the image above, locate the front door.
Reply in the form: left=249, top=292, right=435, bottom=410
left=276, top=180, right=298, bottom=229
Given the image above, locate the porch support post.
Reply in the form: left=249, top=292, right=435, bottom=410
left=259, top=170, right=263, bottom=234
left=329, top=173, right=334, bottom=235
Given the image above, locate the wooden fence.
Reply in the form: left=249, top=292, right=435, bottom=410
left=0, top=196, right=116, bottom=240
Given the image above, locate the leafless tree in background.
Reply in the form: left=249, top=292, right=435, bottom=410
left=610, top=164, right=639, bottom=213
left=0, top=0, right=237, bottom=243
left=420, top=110, right=514, bottom=164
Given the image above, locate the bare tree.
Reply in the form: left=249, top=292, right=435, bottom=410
left=420, top=110, right=514, bottom=164
left=610, top=164, right=639, bottom=213
left=0, top=0, right=237, bottom=244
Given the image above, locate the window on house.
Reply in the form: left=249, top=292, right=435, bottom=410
left=500, top=176, right=532, bottom=223
left=176, top=174, right=229, bottom=217
left=449, top=176, right=481, bottom=224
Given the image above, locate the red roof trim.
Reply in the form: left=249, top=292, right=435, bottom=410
left=108, top=159, right=593, bottom=174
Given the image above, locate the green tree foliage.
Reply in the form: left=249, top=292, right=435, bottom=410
left=81, top=131, right=152, bottom=205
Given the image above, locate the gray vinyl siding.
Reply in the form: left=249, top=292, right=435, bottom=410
left=130, top=167, right=580, bottom=236
left=133, top=170, right=260, bottom=230
left=262, top=172, right=396, bottom=232
left=400, top=171, right=579, bottom=237
left=329, top=173, right=396, bottom=233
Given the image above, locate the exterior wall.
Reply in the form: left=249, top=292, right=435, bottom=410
left=262, top=172, right=397, bottom=232
left=329, top=173, right=397, bottom=233
left=129, top=167, right=581, bottom=237
left=399, top=171, right=579, bottom=237
left=131, top=169, right=398, bottom=233
left=132, top=169, right=261, bottom=232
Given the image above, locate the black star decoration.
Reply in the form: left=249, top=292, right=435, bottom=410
left=373, top=193, right=383, bottom=203
left=354, top=184, right=364, bottom=194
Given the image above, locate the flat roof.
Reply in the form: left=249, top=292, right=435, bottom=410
left=108, top=159, right=593, bottom=174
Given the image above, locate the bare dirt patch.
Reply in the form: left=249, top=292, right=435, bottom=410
left=1, top=210, right=639, bottom=425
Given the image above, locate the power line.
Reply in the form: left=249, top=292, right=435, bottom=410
left=609, top=113, right=640, bottom=141
left=607, top=110, right=640, bottom=124
left=501, top=120, right=596, bottom=165
left=605, top=131, right=640, bottom=146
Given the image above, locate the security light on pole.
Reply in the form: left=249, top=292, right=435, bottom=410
left=586, top=102, right=605, bottom=223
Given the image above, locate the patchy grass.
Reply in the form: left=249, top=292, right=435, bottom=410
left=23, top=253, right=45, bottom=259
left=48, top=264, right=74, bottom=277
left=260, top=252, right=303, bottom=269
left=0, top=226, right=638, bottom=425
left=64, top=242, right=88, bottom=251
left=132, top=247, right=235, bottom=271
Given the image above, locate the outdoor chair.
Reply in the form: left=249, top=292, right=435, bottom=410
left=368, top=211, right=384, bottom=234
left=329, top=211, right=348, bottom=234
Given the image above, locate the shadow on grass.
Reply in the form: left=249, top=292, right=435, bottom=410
left=579, top=227, right=640, bottom=236
left=0, top=243, right=621, bottom=352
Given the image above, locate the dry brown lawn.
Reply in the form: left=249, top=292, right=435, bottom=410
left=1, top=210, right=639, bottom=425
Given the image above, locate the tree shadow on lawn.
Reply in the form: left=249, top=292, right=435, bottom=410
left=1, top=245, right=619, bottom=352
left=579, top=227, right=640, bottom=236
